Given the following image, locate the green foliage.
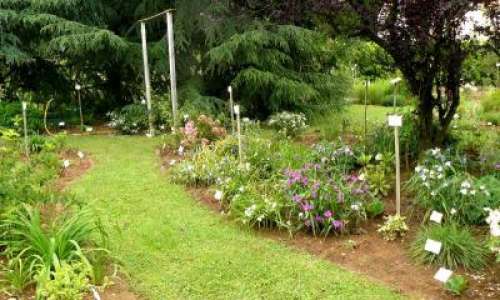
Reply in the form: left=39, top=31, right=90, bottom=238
left=0, top=101, right=44, bottom=134
left=479, top=89, right=500, bottom=125
left=207, top=24, right=351, bottom=118
left=411, top=224, right=488, bottom=270
left=462, top=50, right=499, bottom=86
left=108, top=103, right=149, bottom=135
left=36, top=258, right=91, bottom=300
left=377, top=215, right=409, bottom=241
left=445, top=275, right=468, bottom=296
left=2, top=256, right=34, bottom=295
left=366, top=198, right=385, bottom=218
left=352, top=79, right=414, bottom=107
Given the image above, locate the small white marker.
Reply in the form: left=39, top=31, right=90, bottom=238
left=434, top=267, right=453, bottom=283
left=429, top=211, right=443, bottom=224
left=77, top=151, right=85, bottom=159
left=233, top=105, right=240, bottom=115
left=388, top=115, right=403, bottom=127
left=214, top=190, right=223, bottom=201
left=424, top=239, right=442, bottom=255
left=63, top=160, right=71, bottom=169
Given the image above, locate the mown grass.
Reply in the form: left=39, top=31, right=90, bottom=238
left=308, top=104, right=397, bottom=140
left=67, top=135, right=402, bottom=299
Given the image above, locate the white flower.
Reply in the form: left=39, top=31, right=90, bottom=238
left=245, top=204, right=257, bottom=217
left=460, top=188, right=468, bottom=195
left=479, top=185, right=486, bottom=190
left=351, top=203, right=361, bottom=211
left=450, top=208, right=457, bottom=215
left=238, top=186, right=245, bottom=193
left=415, top=165, right=423, bottom=173
left=430, top=148, right=441, bottom=156
left=436, top=166, right=443, bottom=172
left=437, top=173, right=444, bottom=179
left=257, top=215, right=264, bottom=222
left=445, top=161, right=452, bottom=167
left=63, top=160, right=71, bottom=168
left=453, top=113, right=459, bottom=120
left=358, top=173, right=366, bottom=181
left=214, top=190, right=223, bottom=201
left=77, top=151, right=85, bottom=159
left=470, top=190, right=476, bottom=195
left=375, top=153, right=383, bottom=161
left=160, top=125, right=166, bottom=130
left=178, top=145, right=185, bottom=155
left=169, top=159, right=176, bottom=166
left=183, top=114, right=189, bottom=121
left=141, top=99, right=146, bottom=105
left=461, top=181, right=471, bottom=189
left=431, top=191, right=437, bottom=197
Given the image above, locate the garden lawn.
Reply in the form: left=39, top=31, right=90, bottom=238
left=309, top=104, right=398, bottom=140
left=68, top=136, right=402, bottom=300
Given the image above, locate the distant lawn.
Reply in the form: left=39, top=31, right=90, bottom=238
left=308, top=104, right=403, bottom=140
left=68, top=136, right=402, bottom=299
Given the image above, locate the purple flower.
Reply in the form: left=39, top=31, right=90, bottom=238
left=302, top=177, right=309, bottom=185
left=301, top=203, right=314, bottom=212
left=324, top=210, right=333, bottom=218
left=315, top=215, right=324, bottom=223
left=292, top=194, right=303, bottom=203
left=332, top=220, right=344, bottom=230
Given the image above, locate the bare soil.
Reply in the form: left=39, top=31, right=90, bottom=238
left=160, top=150, right=500, bottom=300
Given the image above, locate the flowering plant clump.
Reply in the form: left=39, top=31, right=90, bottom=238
left=407, top=148, right=498, bottom=225
left=284, top=163, right=371, bottom=236
left=378, top=215, right=409, bottom=241
left=485, top=208, right=500, bottom=262
left=178, top=114, right=227, bottom=150
left=309, top=140, right=359, bottom=175
left=268, top=111, right=308, bottom=138
left=107, top=104, right=149, bottom=134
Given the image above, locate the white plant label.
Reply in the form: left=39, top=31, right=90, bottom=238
left=388, top=115, right=402, bottom=127
left=77, top=151, right=85, bottom=159
left=424, top=239, right=442, bottom=255
left=434, top=267, right=453, bottom=283
left=430, top=210, right=443, bottom=223
left=227, top=86, right=232, bottom=93
left=63, top=160, right=71, bottom=169
left=214, top=190, right=223, bottom=201
left=233, top=105, right=240, bottom=115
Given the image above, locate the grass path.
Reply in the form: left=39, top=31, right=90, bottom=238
left=68, top=136, right=401, bottom=299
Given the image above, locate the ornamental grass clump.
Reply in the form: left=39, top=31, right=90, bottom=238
left=411, top=224, right=488, bottom=270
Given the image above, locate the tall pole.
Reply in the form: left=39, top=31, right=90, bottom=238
left=364, top=80, right=369, bottom=153
left=140, top=21, right=154, bottom=136
left=75, top=84, right=84, bottom=131
left=234, top=105, right=242, bottom=165
left=395, top=125, right=401, bottom=215
left=22, top=101, right=29, bottom=158
left=166, top=11, right=178, bottom=130
left=228, top=86, right=235, bottom=134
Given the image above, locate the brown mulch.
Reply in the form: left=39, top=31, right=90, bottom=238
left=160, top=148, right=500, bottom=300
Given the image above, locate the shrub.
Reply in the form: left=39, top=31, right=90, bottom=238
left=107, top=103, right=149, bottom=134
left=479, top=89, right=499, bottom=125
left=411, top=224, right=488, bottom=270
left=267, top=111, right=308, bottom=138
left=366, top=198, right=385, bottom=218
left=378, top=215, right=409, bottom=241
left=0, top=101, right=44, bottom=134
left=407, top=148, right=499, bottom=225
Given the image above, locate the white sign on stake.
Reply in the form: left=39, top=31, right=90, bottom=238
left=388, top=115, right=403, bottom=127
left=430, top=211, right=444, bottom=223
left=424, top=239, right=442, bottom=255
left=434, top=267, right=453, bottom=283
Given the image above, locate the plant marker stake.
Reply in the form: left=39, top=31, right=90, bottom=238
left=166, top=11, right=178, bottom=131
left=140, top=21, right=155, bottom=137
left=388, top=114, right=402, bottom=215
left=234, top=105, right=243, bottom=165
left=75, top=83, right=84, bottom=131
left=364, top=80, right=369, bottom=153
left=228, top=86, right=235, bottom=134
left=22, top=101, right=29, bottom=158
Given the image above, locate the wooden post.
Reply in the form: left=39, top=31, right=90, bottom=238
left=234, top=105, right=242, bottom=165
left=22, top=101, right=29, bottom=158
left=166, top=11, right=178, bottom=130
left=228, top=86, right=235, bottom=134
left=395, top=126, right=401, bottom=215
left=140, top=21, right=154, bottom=136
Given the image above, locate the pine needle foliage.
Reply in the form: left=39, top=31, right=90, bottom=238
left=206, top=24, right=350, bottom=118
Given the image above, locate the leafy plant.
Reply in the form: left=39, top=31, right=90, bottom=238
left=378, top=215, right=409, bottom=241
left=444, top=275, right=468, bottom=296
left=267, top=111, right=308, bottom=138
left=2, top=256, right=34, bottom=295
left=107, top=103, right=149, bottom=135
left=366, top=198, right=385, bottom=218
left=36, top=258, right=91, bottom=300
left=411, top=224, right=488, bottom=270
